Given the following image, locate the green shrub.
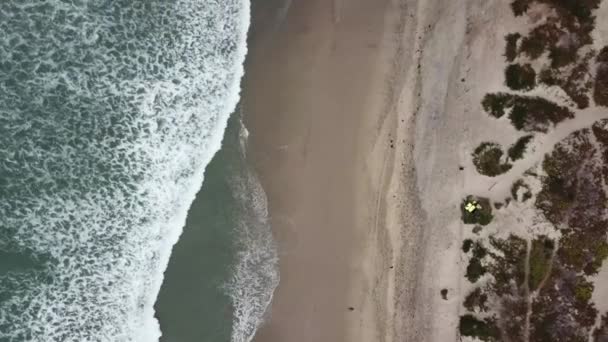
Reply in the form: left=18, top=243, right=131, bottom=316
left=505, top=63, right=536, bottom=91
left=488, top=235, right=528, bottom=293
left=510, top=0, right=531, bottom=16
left=481, top=93, right=512, bottom=118
left=505, top=33, right=522, bottom=62
left=508, top=135, right=533, bottom=161
left=507, top=96, right=574, bottom=132
left=472, top=142, right=512, bottom=176
left=549, top=46, right=578, bottom=68
left=462, top=239, right=474, bottom=253
left=595, top=242, right=608, bottom=262
left=540, top=61, right=592, bottom=109
left=466, top=257, right=486, bottom=283
left=482, top=93, right=513, bottom=118
left=520, top=33, right=547, bottom=59
left=473, top=242, right=488, bottom=259
left=511, top=179, right=532, bottom=202
left=574, top=279, right=594, bottom=303
left=598, top=47, right=608, bottom=63
left=551, top=0, right=599, bottom=19
left=464, top=288, right=489, bottom=312
left=461, top=196, right=494, bottom=226
left=465, top=246, right=488, bottom=284
left=595, top=54, right=608, bottom=106
left=459, top=314, right=500, bottom=341
left=481, top=93, right=573, bottom=132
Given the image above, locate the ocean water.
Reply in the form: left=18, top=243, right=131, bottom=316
left=156, top=113, right=279, bottom=342
left=0, top=1, right=277, bottom=341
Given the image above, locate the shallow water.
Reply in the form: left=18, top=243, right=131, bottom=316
left=156, top=113, right=279, bottom=342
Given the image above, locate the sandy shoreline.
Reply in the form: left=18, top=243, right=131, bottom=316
left=242, top=0, right=522, bottom=341
left=243, top=0, right=430, bottom=341
left=241, top=0, right=608, bottom=340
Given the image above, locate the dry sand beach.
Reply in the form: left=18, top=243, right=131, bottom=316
left=244, top=0, right=608, bottom=341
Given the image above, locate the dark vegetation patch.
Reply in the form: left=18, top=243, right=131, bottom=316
left=536, top=129, right=598, bottom=226
left=481, top=93, right=574, bottom=132
left=574, top=277, right=594, bottom=303
left=466, top=257, right=486, bottom=283
left=511, top=179, right=532, bottom=202
left=559, top=232, right=608, bottom=275
left=531, top=272, right=598, bottom=341
left=465, top=242, right=489, bottom=283
left=481, top=93, right=513, bottom=118
left=469, top=2, right=607, bottom=340
left=506, top=0, right=601, bottom=109
left=537, top=128, right=608, bottom=273
left=461, top=236, right=528, bottom=339
left=459, top=314, right=501, bottom=341
left=539, top=52, right=594, bottom=109
left=519, top=23, right=559, bottom=60
left=466, top=235, right=568, bottom=339
left=528, top=237, right=554, bottom=291
left=505, top=33, right=521, bottom=62
left=464, top=288, right=489, bottom=312
left=510, top=0, right=600, bottom=66
left=510, top=0, right=530, bottom=16
left=505, top=63, right=536, bottom=91
left=501, top=297, right=528, bottom=339
left=473, top=225, right=483, bottom=235
left=462, top=239, right=474, bottom=253
left=528, top=127, right=608, bottom=340
left=507, top=96, right=573, bottom=131
left=592, top=120, right=608, bottom=183
left=461, top=196, right=493, bottom=226
left=508, top=135, right=533, bottom=161
left=440, top=288, right=448, bottom=300
left=595, top=47, right=608, bottom=106
left=472, top=142, right=512, bottom=176
left=593, top=314, right=608, bottom=341
left=487, top=235, right=527, bottom=296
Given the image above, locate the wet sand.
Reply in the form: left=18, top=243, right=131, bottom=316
left=243, top=0, right=427, bottom=341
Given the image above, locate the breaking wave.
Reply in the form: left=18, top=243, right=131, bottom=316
left=226, top=120, right=280, bottom=342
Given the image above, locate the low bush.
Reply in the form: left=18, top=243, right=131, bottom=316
left=472, top=142, right=512, bottom=176
left=466, top=257, right=486, bottom=283
left=460, top=314, right=501, bottom=341
left=574, top=278, right=594, bottom=303
left=595, top=50, right=608, bottom=106
left=481, top=93, right=513, bottom=118
left=511, top=179, right=532, bottom=202
left=462, top=239, right=474, bottom=253
left=481, top=93, right=574, bottom=132
left=510, top=0, right=531, bottom=16
left=505, top=33, right=522, bottom=62
left=461, top=196, right=493, bottom=226
left=464, top=288, right=489, bottom=312
left=508, top=135, right=533, bottom=161
left=505, top=63, right=536, bottom=91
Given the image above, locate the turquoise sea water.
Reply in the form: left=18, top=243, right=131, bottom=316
left=0, top=1, right=277, bottom=341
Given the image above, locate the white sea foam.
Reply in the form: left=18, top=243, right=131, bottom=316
left=0, top=0, right=275, bottom=341
left=226, top=119, right=280, bottom=342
